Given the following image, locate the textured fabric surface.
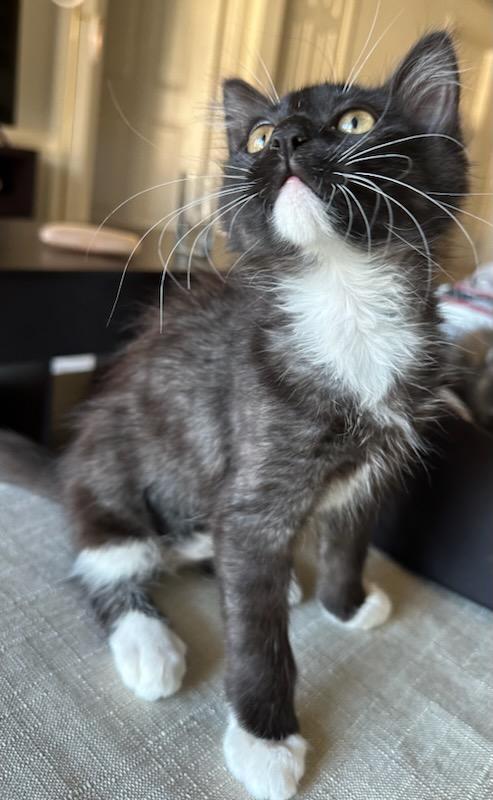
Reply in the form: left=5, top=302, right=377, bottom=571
left=0, top=482, right=491, bottom=800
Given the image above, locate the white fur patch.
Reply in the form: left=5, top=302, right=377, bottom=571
left=322, top=583, right=392, bottom=631
left=272, top=176, right=328, bottom=248
left=72, top=539, right=162, bottom=591
left=276, top=241, right=421, bottom=409
left=317, top=463, right=372, bottom=513
left=172, top=532, right=214, bottom=564
left=109, top=611, right=186, bottom=701
left=288, top=571, right=303, bottom=606
left=224, top=714, right=307, bottom=800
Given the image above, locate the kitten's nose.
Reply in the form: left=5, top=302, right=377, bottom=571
left=270, top=118, right=311, bottom=160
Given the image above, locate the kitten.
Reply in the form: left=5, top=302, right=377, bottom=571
left=65, top=32, right=467, bottom=800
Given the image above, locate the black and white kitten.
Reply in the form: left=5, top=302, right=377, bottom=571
left=66, top=32, right=467, bottom=800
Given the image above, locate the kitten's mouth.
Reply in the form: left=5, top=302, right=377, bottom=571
left=279, top=170, right=319, bottom=198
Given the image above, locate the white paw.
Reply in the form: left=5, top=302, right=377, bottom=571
left=288, top=572, right=303, bottom=607
left=224, top=714, right=307, bottom=800
left=322, top=583, right=392, bottom=631
left=109, top=611, right=186, bottom=701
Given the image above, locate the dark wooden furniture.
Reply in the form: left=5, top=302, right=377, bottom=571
left=0, top=148, right=37, bottom=218
left=0, top=219, right=165, bottom=440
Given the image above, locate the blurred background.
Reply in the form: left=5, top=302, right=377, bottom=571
left=0, top=0, right=492, bottom=442
left=2, top=0, right=492, bottom=269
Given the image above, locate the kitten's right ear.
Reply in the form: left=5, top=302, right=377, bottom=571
left=223, top=79, right=271, bottom=152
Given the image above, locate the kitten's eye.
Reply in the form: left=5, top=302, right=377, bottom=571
left=247, top=123, right=275, bottom=153
left=337, top=109, right=375, bottom=135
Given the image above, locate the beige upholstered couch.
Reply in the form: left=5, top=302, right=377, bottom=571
left=1, top=481, right=491, bottom=799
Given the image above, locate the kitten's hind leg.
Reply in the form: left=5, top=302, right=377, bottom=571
left=316, top=506, right=392, bottom=631
left=73, top=536, right=186, bottom=700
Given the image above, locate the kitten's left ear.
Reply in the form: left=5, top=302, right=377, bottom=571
left=389, top=31, right=460, bottom=133
left=223, top=79, right=271, bottom=152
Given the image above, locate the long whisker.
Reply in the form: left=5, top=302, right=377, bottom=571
left=337, top=185, right=354, bottom=240
left=107, top=185, right=250, bottom=326
left=340, top=173, right=437, bottom=295
left=225, top=165, right=251, bottom=173
left=107, top=79, right=159, bottom=151
left=237, top=57, right=277, bottom=104
left=181, top=194, right=253, bottom=303
left=340, top=184, right=373, bottom=255
left=88, top=173, right=246, bottom=257
left=186, top=225, right=223, bottom=286
left=226, top=240, right=258, bottom=279
left=343, top=0, right=381, bottom=92
left=156, top=184, right=255, bottom=286
left=426, top=199, right=493, bottom=229
left=227, top=192, right=259, bottom=237
left=159, top=194, right=253, bottom=330
left=340, top=132, right=466, bottom=164
left=256, top=51, right=280, bottom=104
left=389, top=227, right=437, bottom=267
left=185, top=192, right=259, bottom=284
left=343, top=9, right=403, bottom=93
left=429, top=191, right=493, bottom=196
left=354, top=170, right=479, bottom=265
left=346, top=153, right=413, bottom=169
left=325, top=185, right=337, bottom=213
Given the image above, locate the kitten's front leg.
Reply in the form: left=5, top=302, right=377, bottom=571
left=218, top=532, right=307, bottom=800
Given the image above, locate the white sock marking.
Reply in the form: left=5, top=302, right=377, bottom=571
left=322, top=582, right=392, bottom=631
left=109, top=611, right=186, bottom=701
left=224, top=714, right=307, bottom=800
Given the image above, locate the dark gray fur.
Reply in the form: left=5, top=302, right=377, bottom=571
left=60, top=32, right=467, bottom=741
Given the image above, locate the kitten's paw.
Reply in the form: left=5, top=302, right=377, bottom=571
left=288, top=571, right=303, bottom=606
left=224, top=714, right=307, bottom=800
left=322, top=583, right=392, bottom=631
left=109, top=611, right=186, bottom=701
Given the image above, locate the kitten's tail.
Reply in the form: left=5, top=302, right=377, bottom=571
left=0, top=430, right=59, bottom=501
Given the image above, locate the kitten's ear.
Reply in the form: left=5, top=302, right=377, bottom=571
left=389, top=31, right=460, bottom=133
left=223, top=79, right=271, bottom=152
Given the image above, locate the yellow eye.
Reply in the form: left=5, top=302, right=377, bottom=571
left=337, top=109, right=375, bottom=135
left=247, top=123, right=275, bottom=153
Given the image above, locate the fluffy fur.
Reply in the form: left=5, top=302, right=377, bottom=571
left=224, top=714, right=307, bottom=800
left=61, top=31, right=468, bottom=798
left=109, top=611, right=186, bottom=701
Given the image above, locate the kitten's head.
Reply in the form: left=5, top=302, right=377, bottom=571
left=220, top=31, right=468, bottom=264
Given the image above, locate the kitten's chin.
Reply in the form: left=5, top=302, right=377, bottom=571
left=272, top=176, right=330, bottom=249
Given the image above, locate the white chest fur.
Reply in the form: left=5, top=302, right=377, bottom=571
left=276, top=239, right=422, bottom=409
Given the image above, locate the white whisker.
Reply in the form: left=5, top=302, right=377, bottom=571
left=107, top=79, right=159, bottom=151
left=257, top=51, right=280, bottom=104
left=337, top=185, right=354, bottom=240
left=88, top=174, right=245, bottom=258
left=340, top=173, right=437, bottom=296
left=159, top=194, right=253, bottom=331
left=341, top=184, right=373, bottom=255
left=106, top=185, right=251, bottom=326
left=343, top=9, right=403, bottom=93
left=226, top=240, right=258, bottom=279
left=340, top=133, right=466, bottom=164
left=355, top=170, right=479, bottom=265
left=343, top=0, right=381, bottom=93
left=347, top=153, right=413, bottom=169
